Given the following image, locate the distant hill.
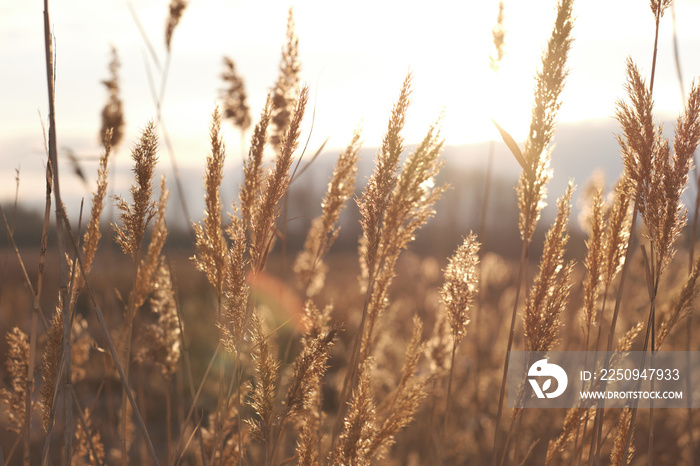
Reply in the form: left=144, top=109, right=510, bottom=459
left=5, top=117, right=698, bottom=258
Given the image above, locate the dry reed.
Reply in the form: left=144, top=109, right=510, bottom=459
left=8, top=2, right=700, bottom=465
left=100, top=47, right=124, bottom=150
left=270, top=7, right=301, bottom=149
left=493, top=1, right=575, bottom=460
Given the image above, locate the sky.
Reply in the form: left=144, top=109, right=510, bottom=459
left=2, top=0, right=700, bottom=211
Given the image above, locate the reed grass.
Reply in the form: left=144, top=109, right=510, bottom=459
left=6, top=1, right=700, bottom=465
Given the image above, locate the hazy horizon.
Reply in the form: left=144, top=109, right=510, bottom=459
left=3, top=0, right=700, bottom=216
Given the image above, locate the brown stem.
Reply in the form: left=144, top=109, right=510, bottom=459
left=172, top=343, right=221, bottom=463
left=331, top=266, right=378, bottom=448
left=23, top=158, right=52, bottom=466
left=438, top=336, right=459, bottom=465
left=165, top=376, right=172, bottom=466
left=42, top=1, right=74, bottom=462
left=590, top=202, right=639, bottom=465
left=492, top=236, right=529, bottom=466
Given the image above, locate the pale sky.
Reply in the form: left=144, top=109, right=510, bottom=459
left=2, top=0, right=700, bottom=207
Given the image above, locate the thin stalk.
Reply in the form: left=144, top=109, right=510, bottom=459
left=172, top=343, right=221, bottom=462
left=0, top=206, right=49, bottom=329
left=120, top=259, right=143, bottom=465
left=574, top=287, right=611, bottom=466
left=42, top=2, right=74, bottom=462
left=331, top=262, right=381, bottom=448
left=125, top=0, right=162, bottom=72
left=170, top=260, right=210, bottom=465
left=492, top=235, right=529, bottom=466
left=648, top=4, right=662, bottom=97
left=41, top=346, right=65, bottom=466
left=685, top=61, right=698, bottom=466
left=590, top=203, right=639, bottom=466
left=6, top=437, right=21, bottom=465
left=620, top=285, right=658, bottom=465
left=686, top=316, right=694, bottom=466
left=24, top=166, right=52, bottom=466
left=498, top=412, right=519, bottom=466
left=237, top=349, right=243, bottom=466
left=473, top=141, right=495, bottom=412
left=166, top=376, right=172, bottom=466
left=603, top=7, right=664, bottom=461
left=0, top=169, right=21, bottom=309
left=438, top=336, right=459, bottom=465
left=207, top=297, right=226, bottom=466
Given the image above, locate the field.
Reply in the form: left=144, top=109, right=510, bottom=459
left=3, top=0, right=700, bottom=465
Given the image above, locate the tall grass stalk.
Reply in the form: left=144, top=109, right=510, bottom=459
left=42, top=1, right=76, bottom=462
left=438, top=235, right=479, bottom=465
left=674, top=2, right=698, bottom=461
left=22, top=150, right=53, bottom=466
left=591, top=3, right=669, bottom=459
left=492, top=1, right=574, bottom=463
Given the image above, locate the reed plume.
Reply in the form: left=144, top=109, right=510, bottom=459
left=439, top=234, right=480, bottom=462
left=248, top=309, right=280, bottom=446
left=270, top=7, right=301, bottom=149
left=281, top=312, right=337, bottom=463
left=546, top=323, right=642, bottom=464
left=165, top=0, right=187, bottom=51
left=201, top=394, right=251, bottom=465
left=524, top=182, right=575, bottom=353
left=39, top=308, right=62, bottom=431
left=240, top=97, right=272, bottom=232
left=494, top=3, right=575, bottom=456
left=489, top=1, right=506, bottom=73
left=359, top=108, right=445, bottom=361
left=113, top=122, right=158, bottom=261
left=100, top=47, right=124, bottom=149
left=602, top=176, right=633, bottom=291
left=131, top=176, right=169, bottom=314
left=0, top=328, right=30, bottom=434
left=285, top=306, right=337, bottom=420
left=294, top=302, right=333, bottom=465
left=358, top=75, right=411, bottom=278
left=136, top=259, right=181, bottom=377
left=220, top=215, right=250, bottom=354
left=77, top=138, right=112, bottom=292
left=193, top=107, right=228, bottom=298
left=441, top=234, right=480, bottom=344
left=368, top=316, right=429, bottom=460
left=517, top=0, right=574, bottom=242
left=73, top=408, right=105, bottom=466
left=581, top=187, right=605, bottom=341
left=39, top=142, right=111, bottom=430
left=335, top=74, right=445, bottom=454
left=610, top=408, right=635, bottom=466
left=252, top=85, right=309, bottom=269
left=295, top=128, right=362, bottom=296
left=330, top=359, right=377, bottom=466
left=221, top=57, right=252, bottom=131
left=545, top=407, right=588, bottom=465
left=425, top=312, right=451, bottom=375
left=112, top=124, right=164, bottom=465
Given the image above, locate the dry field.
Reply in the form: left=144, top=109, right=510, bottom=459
left=3, top=0, right=700, bottom=465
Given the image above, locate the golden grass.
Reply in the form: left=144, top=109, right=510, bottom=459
left=5, top=1, right=700, bottom=465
